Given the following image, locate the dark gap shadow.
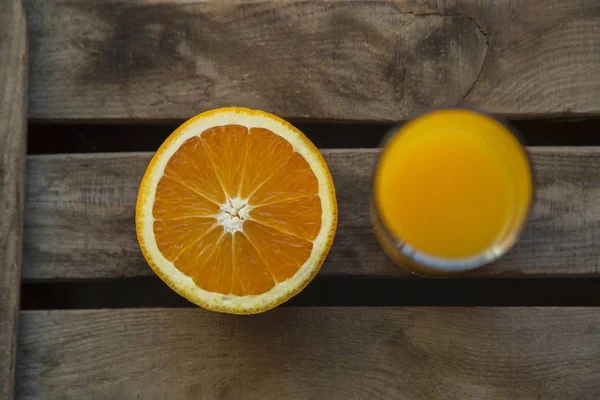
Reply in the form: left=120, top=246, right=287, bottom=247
left=28, top=119, right=600, bottom=154
left=21, top=277, right=600, bottom=310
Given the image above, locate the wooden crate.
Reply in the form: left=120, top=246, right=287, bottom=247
left=2, top=0, right=600, bottom=399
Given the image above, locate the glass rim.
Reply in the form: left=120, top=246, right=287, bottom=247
left=372, top=107, right=535, bottom=273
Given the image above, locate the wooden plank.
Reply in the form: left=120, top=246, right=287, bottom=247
left=0, top=0, right=27, bottom=398
left=26, top=0, right=600, bottom=122
left=23, top=147, right=600, bottom=280
left=16, top=308, right=600, bottom=399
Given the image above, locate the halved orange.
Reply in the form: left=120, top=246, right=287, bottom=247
left=136, top=108, right=337, bottom=314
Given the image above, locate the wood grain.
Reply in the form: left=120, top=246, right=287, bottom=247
left=17, top=308, right=600, bottom=399
left=26, top=0, right=600, bottom=121
left=23, top=147, right=600, bottom=280
left=0, top=0, right=27, bottom=398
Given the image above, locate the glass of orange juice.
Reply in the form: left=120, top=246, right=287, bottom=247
left=371, top=109, right=533, bottom=276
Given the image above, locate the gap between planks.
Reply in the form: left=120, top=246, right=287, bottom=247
left=20, top=278, right=600, bottom=309
left=25, top=119, right=600, bottom=155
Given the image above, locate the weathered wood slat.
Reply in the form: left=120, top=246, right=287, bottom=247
left=23, top=148, right=600, bottom=280
left=0, top=0, right=27, bottom=398
left=27, top=0, right=600, bottom=121
left=17, top=308, right=600, bottom=399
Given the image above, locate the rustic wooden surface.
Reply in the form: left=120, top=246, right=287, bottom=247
left=15, top=0, right=600, bottom=397
left=17, top=307, right=600, bottom=399
left=26, top=0, right=600, bottom=121
left=23, top=147, right=600, bottom=280
left=0, top=0, right=27, bottom=398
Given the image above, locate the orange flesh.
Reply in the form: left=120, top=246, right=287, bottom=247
left=153, top=125, right=321, bottom=296
left=375, top=110, right=532, bottom=259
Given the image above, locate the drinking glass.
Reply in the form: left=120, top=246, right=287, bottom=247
left=371, top=109, right=533, bottom=276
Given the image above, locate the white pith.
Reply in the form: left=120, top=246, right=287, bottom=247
left=138, top=109, right=336, bottom=312
left=217, top=196, right=251, bottom=233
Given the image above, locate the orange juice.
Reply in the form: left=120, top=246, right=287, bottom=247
left=372, top=109, right=532, bottom=275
